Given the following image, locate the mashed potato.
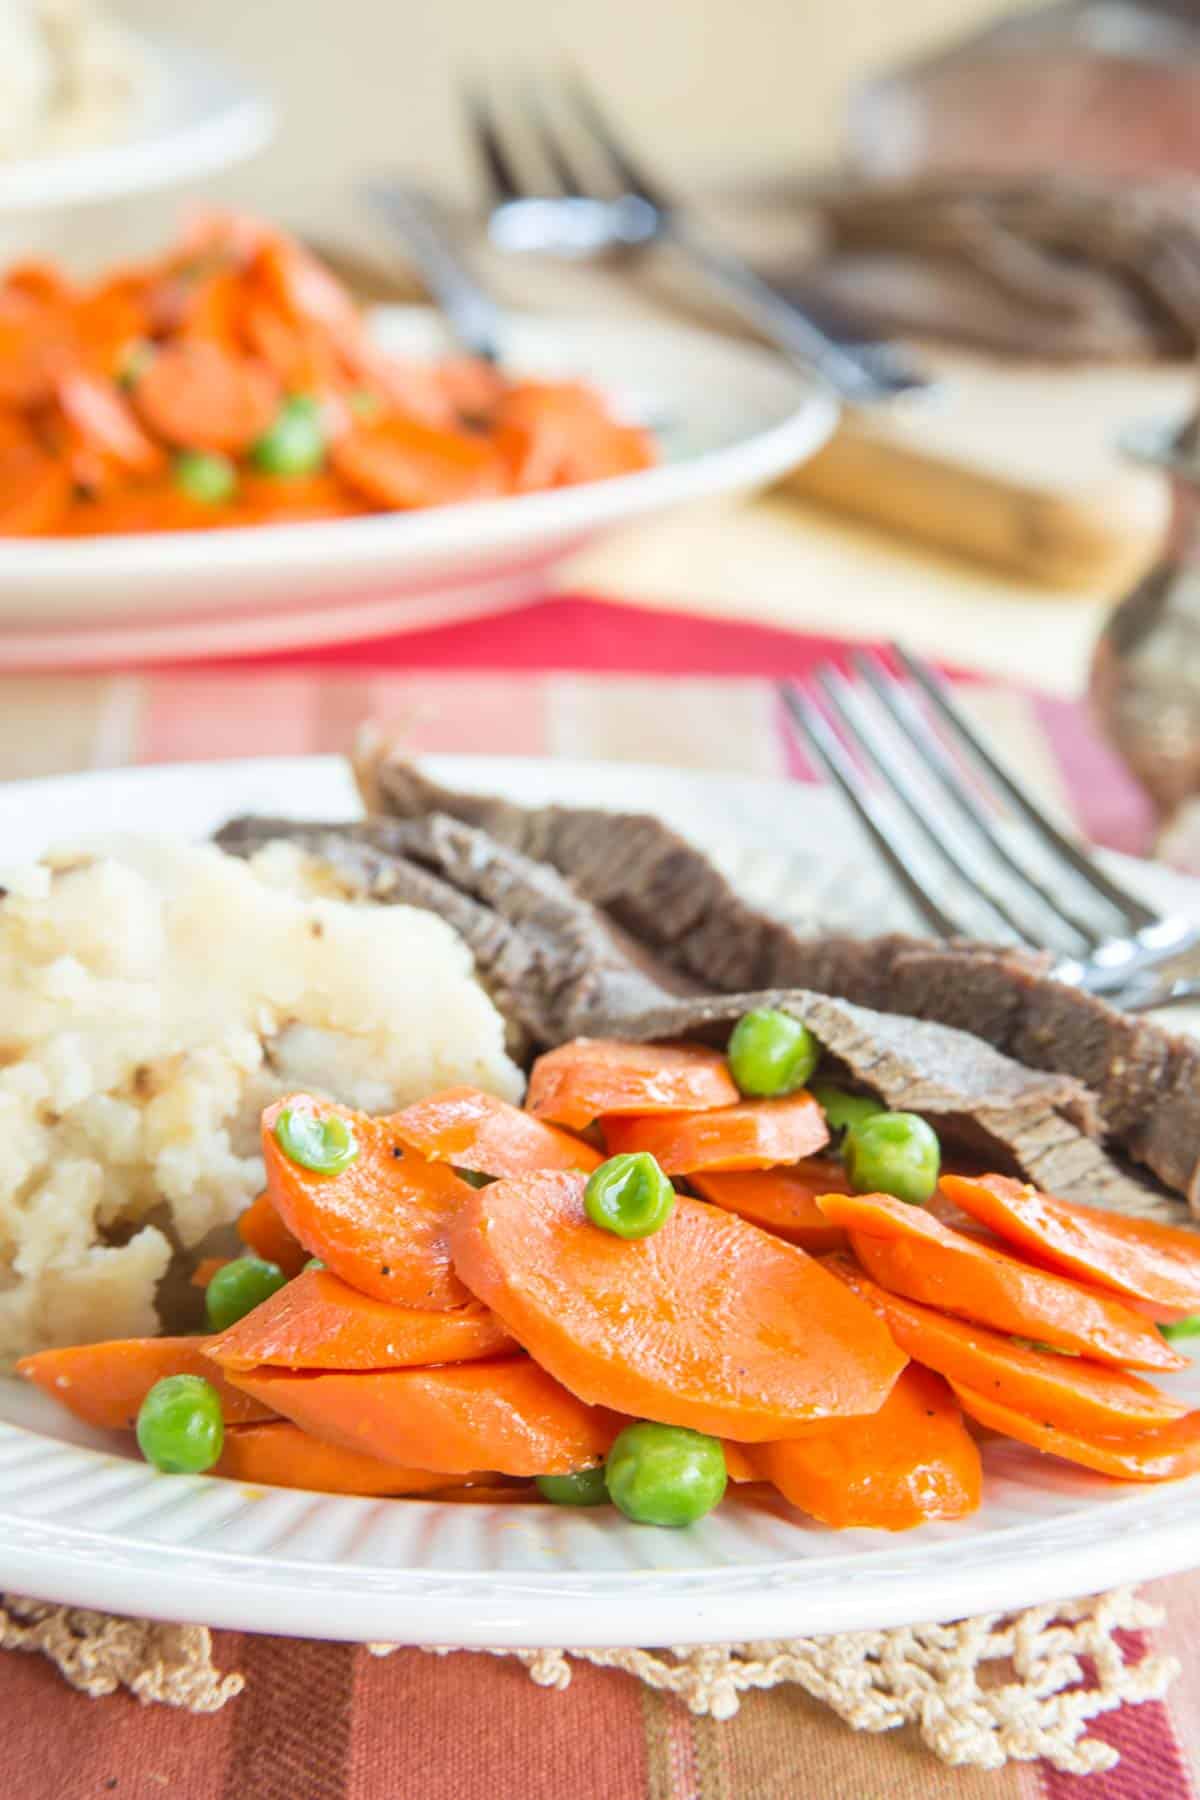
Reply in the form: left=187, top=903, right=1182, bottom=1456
left=0, top=835, right=522, bottom=1365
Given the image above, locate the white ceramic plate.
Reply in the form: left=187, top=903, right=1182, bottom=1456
left=0, top=312, right=836, bottom=670
left=0, top=34, right=273, bottom=214
left=1, top=752, right=1198, bottom=1648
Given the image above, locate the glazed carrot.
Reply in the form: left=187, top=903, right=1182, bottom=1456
left=604, top=1092, right=829, bottom=1175
left=825, top=1254, right=1187, bottom=1434
left=687, top=1160, right=854, bottom=1251
left=205, top=1266, right=513, bottom=1370
left=262, top=1096, right=473, bottom=1308
left=236, top=471, right=368, bottom=525
left=750, top=1366, right=982, bottom=1529
left=391, top=1085, right=602, bottom=1178
left=54, top=369, right=165, bottom=474
left=226, top=1357, right=623, bottom=1476
left=331, top=415, right=507, bottom=510
left=721, top=1441, right=760, bottom=1483
left=132, top=340, right=280, bottom=452
left=942, top=1173, right=1200, bottom=1314
left=494, top=382, right=655, bottom=488
left=16, top=1338, right=274, bottom=1430
left=526, top=1039, right=740, bottom=1130
left=190, top=1257, right=231, bottom=1290
left=0, top=444, right=71, bottom=535
left=423, top=1480, right=537, bottom=1504
left=0, top=289, right=66, bottom=406
left=817, top=1191, right=1185, bottom=1372
left=237, top=1191, right=312, bottom=1279
left=214, top=1421, right=455, bottom=1496
left=449, top=1170, right=907, bottom=1441
left=949, top=1383, right=1200, bottom=1482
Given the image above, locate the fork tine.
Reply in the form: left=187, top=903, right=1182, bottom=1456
left=519, top=81, right=588, bottom=196
left=463, top=84, right=522, bottom=202
left=815, top=670, right=1046, bottom=949
left=892, top=644, right=1159, bottom=931
left=780, top=685, right=965, bottom=940
left=560, top=71, right=672, bottom=211
left=852, top=650, right=1104, bottom=951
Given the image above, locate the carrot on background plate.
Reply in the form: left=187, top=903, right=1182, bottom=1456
left=214, top=1421, right=456, bottom=1497
left=949, top=1382, right=1200, bottom=1483
left=132, top=339, right=280, bottom=453
left=526, top=1038, right=740, bottom=1131
left=331, top=414, right=507, bottom=511
left=449, top=1169, right=907, bottom=1441
left=941, top=1173, right=1200, bottom=1315
left=16, top=1338, right=275, bottom=1430
left=0, top=444, right=71, bottom=536
left=262, top=1096, right=474, bottom=1308
left=603, top=1091, right=829, bottom=1175
left=817, top=1190, right=1185, bottom=1372
left=237, top=1192, right=308, bottom=1277
left=749, top=1365, right=982, bottom=1530
left=226, top=1357, right=623, bottom=1478
left=205, top=1266, right=513, bottom=1371
left=825, top=1253, right=1187, bottom=1435
left=391, top=1085, right=602, bottom=1178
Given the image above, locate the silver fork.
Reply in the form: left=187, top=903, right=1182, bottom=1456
left=781, top=647, right=1200, bottom=1012
left=464, top=75, right=928, bottom=406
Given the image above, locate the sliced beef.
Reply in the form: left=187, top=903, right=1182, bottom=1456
left=360, top=750, right=1200, bottom=1204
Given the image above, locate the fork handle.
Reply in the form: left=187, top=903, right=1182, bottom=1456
left=665, top=220, right=898, bottom=404
left=366, top=182, right=504, bottom=363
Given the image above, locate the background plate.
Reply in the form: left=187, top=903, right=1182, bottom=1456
left=0, top=753, right=1197, bottom=1647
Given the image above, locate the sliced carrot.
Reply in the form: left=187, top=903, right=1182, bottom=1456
left=494, top=381, right=655, bottom=487
left=0, top=289, right=68, bottom=407
left=691, top=1160, right=852, bottom=1251
left=942, top=1173, right=1200, bottom=1314
left=190, top=1257, right=231, bottom=1291
left=54, top=369, right=165, bottom=475
left=226, top=1357, right=622, bottom=1477
left=16, top=1338, right=274, bottom=1430
left=423, top=1480, right=537, bottom=1504
left=604, top=1091, right=829, bottom=1175
left=436, top=355, right=505, bottom=420
left=262, top=1095, right=473, bottom=1308
left=721, top=1441, right=760, bottom=1483
left=824, top=1253, right=1187, bottom=1434
left=526, top=1039, right=740, bottom=1131
left=0, top=444, right=71, bottom=535
left=236, top=471, right=368, bottom=525
left=391, top=1085, right=602, bottom=1178
left=214, top=1421, right=454, bottom=1496
left=750, top=1366, right=982, bottom=1529
left=331, top=415, right=507, bottom=510
left=237, top=1191, right=312, bottom=1279
left=449, top=1170, right=906, bottom=1441
left=949, top=1382, right=1200, bottom=1482
left=132, top=340, right=280, bottom=452
left=205, top=1266, right=513, bottom=1370
left=817, top=1191, right=1185, bottom=1372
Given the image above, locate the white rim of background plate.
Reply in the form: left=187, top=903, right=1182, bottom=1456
left=0, top=753, right=1196, bottom=1648
left=0, top=35, right=274, bottom=212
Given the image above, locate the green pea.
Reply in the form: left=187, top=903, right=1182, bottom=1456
left=844, top=1111, right=941, bottom=1206
left=535, top=1466, right=609, bottom=1506
left=273, top=1104, right=359, bottom=1175
left=584, top=1152, right=675, bottom=1239
left=810, top=1083, right=884, bottom=1136
left=727, top=1009, right=819, bottom=1098
left=456, top=1168, right=493, bottom=1189
left=304, top=1257, right=326, bottom=1272
left=605, top=1422, right=726, bottom=1528
left=205, top=1256, right=287, bottom=1332
left=136, top=1375, right=224, bottom=1474
left=173, top=450, right=237, bottom=505
left=1159, top=1315, right=1200, bottom=1343
left=251, top=395, right=325, bottom=475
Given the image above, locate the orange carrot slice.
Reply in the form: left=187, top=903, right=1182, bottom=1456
left=331, top=415, right=507, bottom=510
left=750, top=1366, right=982, bottom=1529
left=0, top=444, right=71, bottom=536
left=825, top=1253, right=1187, bottom=1434
left=214, top=1422, right=455, bottom=1496
left=721, top=1441, right=760, bottom=1483
left=691, top=1160, right=853, bottom=1251
left=190, top=1257, right=231, bottom=1291
left=16, top=1338, right=274, bottom=1430
left=262, top=1096, right=473, bottom=1308
left=817, top=1191, right=1185, bottom=1372
left=54, top=369, right=165, bottom=475
left=604, top=1091, right=829, bottom=1174
left=133, top=340, right=280, bottom=452
left=205, top=1266, right=513, bottom=1370
left=526, top=1039, right=740, bottom=1131
left=942, top=1173, right=1200, bottom=1315
left=449, top=1169, right=906, bottom=1441
left=949, top=1382, right=1200, bottom=1482
left=391, top=1085, right=602, bottom=1178
left=237, top=1192, right=309, bottom=1278
left=226, top=1357, right=622, bottom=1477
